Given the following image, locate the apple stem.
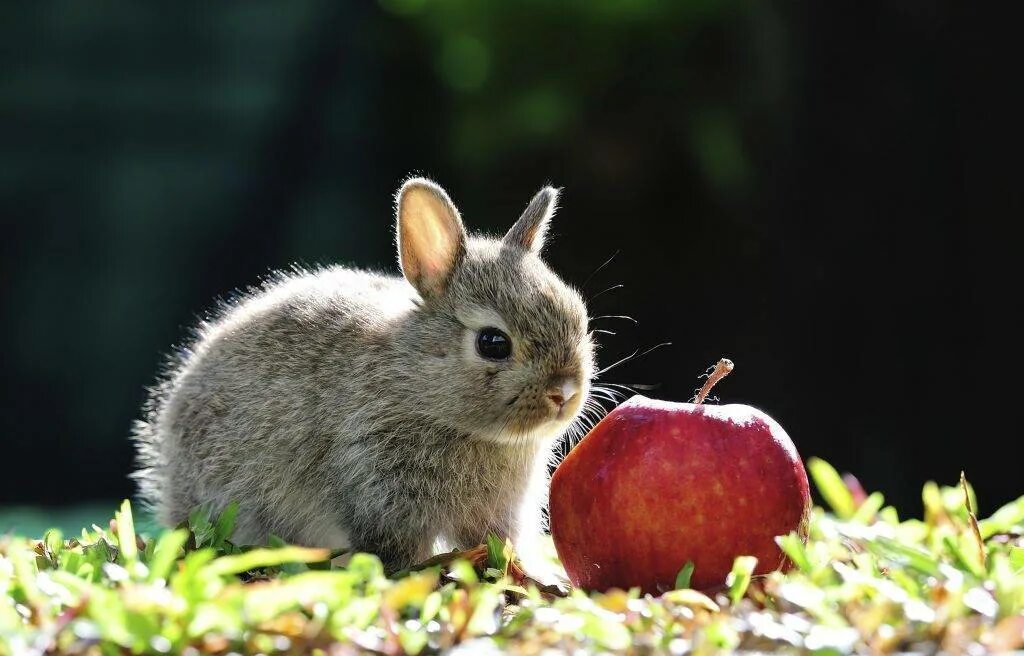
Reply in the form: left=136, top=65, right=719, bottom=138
left=694, top=358, right=734, bottom=405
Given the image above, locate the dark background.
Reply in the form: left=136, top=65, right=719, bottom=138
left=2, top=1, right=1020, bottom=526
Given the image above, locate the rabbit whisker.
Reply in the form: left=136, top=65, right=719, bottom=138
left=589, top=314, right=637, bottom=325
left=600, top=381, right=661, bottom=392
left=581, top=249, right=620, bottom=289
left=595, top=342, right=672, bottom=377
left=592, top=383, right=627, bottom=398
left=588, top=284, right=624, bottom=302
left=593, top=386, right=622, bottom=401
left=588, top=387, right=620, bottom=402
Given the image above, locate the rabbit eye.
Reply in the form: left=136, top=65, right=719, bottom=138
left=476, top=327, right=512, bottom=361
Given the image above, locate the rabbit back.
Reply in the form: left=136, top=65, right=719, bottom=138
left=133, top=266, right=420, bottom=544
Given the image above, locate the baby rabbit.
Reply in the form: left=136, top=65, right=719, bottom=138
left=132, top=178, right=595, bottom=573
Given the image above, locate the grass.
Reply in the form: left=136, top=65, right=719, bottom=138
left=2, top=460, right=1023, bottom=654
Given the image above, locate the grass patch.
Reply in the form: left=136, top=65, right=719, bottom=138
left=2, top=463, right=1023, bottom=654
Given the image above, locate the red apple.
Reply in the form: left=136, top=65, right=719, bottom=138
left=549, top=385, right=810, bottom=594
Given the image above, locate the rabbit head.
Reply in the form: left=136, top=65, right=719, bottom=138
left=394, top=177, right=594, bottom=445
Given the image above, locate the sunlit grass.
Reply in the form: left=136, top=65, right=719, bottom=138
left=2, top=462, right=1022, bottom=654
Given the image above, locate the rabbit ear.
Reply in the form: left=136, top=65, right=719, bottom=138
left=503, top=186, right=559, bottom=253
left=396, top=178, right=467, bottom=298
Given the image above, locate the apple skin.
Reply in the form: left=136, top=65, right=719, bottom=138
left=549, top=395, right=810, bottom=594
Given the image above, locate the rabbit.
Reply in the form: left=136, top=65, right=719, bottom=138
left=132, top=177, right=595, bottom=575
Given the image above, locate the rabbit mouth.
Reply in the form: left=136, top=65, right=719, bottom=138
left=521, top=395, right=583, bottom=432
left=482, top=401, right=583, bottom=446
left=485, top=384, right=587, bottom=444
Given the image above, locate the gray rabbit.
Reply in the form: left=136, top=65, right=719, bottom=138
left=132, top=178, right=595, bottom=574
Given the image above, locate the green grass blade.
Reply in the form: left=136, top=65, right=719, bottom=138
left=807, top=458, right=856, bottom=519
left=206, top=545, right=331, bottom=576
left=146, top=529, right=188, bottom=583
left=942, top=535, right=985, bottom=578
left=675, top=561, right=695, bottom=589
left=213, top=501, right=239, bottom=545
left=776, top=532, right=813, bottom=573
left=727, top=556, right=757, bottom=605
left=1007, top=547, right=1024, bottom=573
left=979, top=495, right=1024, bottom=539
left=486, top=533, right=510, bottom=574
left=851, top=492, right=885, bottom=524
left=871, top=536, right=940, bottom=575
left=114, top=499, right=138, bottom=564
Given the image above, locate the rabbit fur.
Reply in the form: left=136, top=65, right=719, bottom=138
left=132, top=177, right=595, bottom=573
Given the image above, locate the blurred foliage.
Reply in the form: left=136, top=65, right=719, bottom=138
left=2, top=464, right=1023, bottom=654
left=377, top=0, right=766, bottom=183
left=3, top=1, right=1016, bottom=523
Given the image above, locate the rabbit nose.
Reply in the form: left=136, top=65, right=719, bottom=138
left=548, top=379, right=579, bottom=408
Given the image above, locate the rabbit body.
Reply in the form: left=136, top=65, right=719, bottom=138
left=133, top=179, right=594, bottom=572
